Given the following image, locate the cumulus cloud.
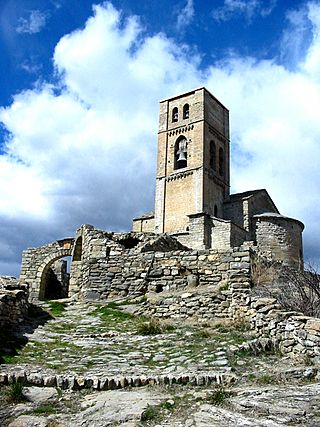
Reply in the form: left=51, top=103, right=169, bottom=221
left=177, top=0, right=194, bottom=30
left=16, top=10, right=48, bottom=34
left=0, top=1, right=320, bottom=275
left=212, top=0, right=277, bottom=22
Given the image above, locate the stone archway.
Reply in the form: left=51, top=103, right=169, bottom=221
left=38, top=250, right=73, bottom=300
left=20, top=238, right=74, bottom=301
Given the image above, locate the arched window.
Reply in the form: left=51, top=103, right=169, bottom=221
left=174, top=136, right=188, bottom=169
left=219, top=147, right=224, bottom=177
left=172, top=107, right=178, bottom=122
left=183, top=103, right=189, bottom=119
left=210, top=141, right=216, bottom=171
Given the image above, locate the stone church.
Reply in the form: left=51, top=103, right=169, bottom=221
left=19, top=87, right=304, bottom=302
left=133, top=87, right=304, bottom=267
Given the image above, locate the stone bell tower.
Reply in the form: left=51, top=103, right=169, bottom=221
left=154, top=87, right=230, bottom=234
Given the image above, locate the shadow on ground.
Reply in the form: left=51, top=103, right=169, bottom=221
left=0, top=304, right=53, bottom=364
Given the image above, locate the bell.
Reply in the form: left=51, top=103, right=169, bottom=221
left=177, top=151, right=187, bottom=162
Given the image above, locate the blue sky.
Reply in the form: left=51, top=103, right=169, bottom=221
left=0, top=0, right=320, bottom=275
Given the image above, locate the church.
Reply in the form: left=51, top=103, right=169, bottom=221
left=132, top=87, right=304, bottom=267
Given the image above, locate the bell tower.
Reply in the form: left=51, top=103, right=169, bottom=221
left=154, top=87, right=230, bottom=234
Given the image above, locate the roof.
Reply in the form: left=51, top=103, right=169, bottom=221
left=132, top=211, right=155, bottom=221
left=226, top=189, right=279, bottom=214
left=253, top=212, right=304, bottom=229
left=228, top=189, right=268, bottom=201
left=160, top=87, right=228, bottom=111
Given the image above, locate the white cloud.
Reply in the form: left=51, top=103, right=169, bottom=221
left=1, top=1, right=320, bottom=275
left=212, top=0, right=276, bottom=22
left=177, top=0, right=194, bottom=30
left=16, top=10, right=48, bottom=34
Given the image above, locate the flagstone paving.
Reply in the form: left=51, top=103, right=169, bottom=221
left=1, top=299, right=320, bottom=426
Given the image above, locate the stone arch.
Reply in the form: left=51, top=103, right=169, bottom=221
left=20, top=238, right=74, bottom=301
left=38, top=248, right=73, bottom=300
left=174, top=135, right=188, bottom=169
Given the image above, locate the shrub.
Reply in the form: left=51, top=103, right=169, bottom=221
left=207, top=387, right=233, bottom=405
left=6, top=381, right=27, bottom=403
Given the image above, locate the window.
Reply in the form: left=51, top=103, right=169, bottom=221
left=210, top=141, right=216, bottom=171
left=174, top=136, right=188, bottom=169
left=183, top=103, right=189, bottom=119
left=172, top=107, right=178, bottom=122
left=214, top=205, right=218, bottom=217
left=219, top=147, right=224, bottom=177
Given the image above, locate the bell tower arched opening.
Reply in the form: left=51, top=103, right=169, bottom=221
left=174, top=136, right=188, bottom=170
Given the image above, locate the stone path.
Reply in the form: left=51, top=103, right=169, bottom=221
left=2, top=300, right=243, bottom=381
left=1, top=299, right=320, bottom=426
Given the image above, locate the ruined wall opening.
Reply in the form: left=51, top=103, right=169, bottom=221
left=73, top=237, right=82, bottom=261
left=39, top=255, right=72, bottom=300
left=119, top=236, right=140, bottom=249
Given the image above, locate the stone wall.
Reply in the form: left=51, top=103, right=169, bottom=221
left=79, top=230, right=250, bottom=318
left=0, top=277, right=29, bottom=327
left=20, top=239, right=74, bottom=300
left=231, top=294, right=320, bottom=362
left=254, top=213, right=304, bottom=268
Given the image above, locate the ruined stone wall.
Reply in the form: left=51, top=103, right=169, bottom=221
left=0, top=277, right=29, bottom=327
left=232, top=296, right=320, bottom=362
left=79, top=238, right=252, bottom=322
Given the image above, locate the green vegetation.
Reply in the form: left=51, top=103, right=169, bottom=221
left=207, top=387, right=234, bottom=405
left=141, top=404, right=158, bottom=422
left=256, top=374, right=278, bottom=385
left=30, top=404, right=58, bottom=415
left=5, top=381, right=27, bottom=403
left=95, top=305, right=135, bottom=321
left=141, top=400, right=175, bottom=423
left=0, top=330, right=27, bottom=365
left=137, top=319, right=163, bottom=335
left=46, top=300, right=67, bottom=317
left=2, top=355, right=16, bottom=364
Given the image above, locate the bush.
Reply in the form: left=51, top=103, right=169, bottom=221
left=276, top=265, right=320, bottom=317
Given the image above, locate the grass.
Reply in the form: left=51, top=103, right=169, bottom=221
left=137, top=319, right=163, bottom=335
left=2, top=354, right=16, bottom=364
left=140, top=400, right=175, bottom=423
left=95, top=305, right=135, bottom=321
left=30, top=403, right=58, bottom=415
left=207, top=387, right=234, bottom=405
left=45, top=300, right=67, bottom=317
left=5, top=381, right=27, bottom=403
left=141, top=404, right=159, bottom=422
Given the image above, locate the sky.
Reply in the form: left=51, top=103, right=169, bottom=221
left=0, top=0, right=320, bottom=276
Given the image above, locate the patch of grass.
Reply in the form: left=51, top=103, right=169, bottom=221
left=95, top=305, right=135, bottom=321
left=46, top=300, right=66, bottom=317
left=5, top=381, right=27, bottom=403
left=31, top=403, right=58, bottom=415
left=141, top=404, right=159, bottom=422
left=207, top=387, right=234, bottom=406
left=140, top=400, right=175, bottom=423
left=192, top=329, right=211, bottom=339
left=137, top=319, right=163, bottom=335
left=2, top=354, right=16, bottom=364
left=256, top=374, right=277, bottom=385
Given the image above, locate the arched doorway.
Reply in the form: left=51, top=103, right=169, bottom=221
left=40, top=256, right=72, bottom=300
